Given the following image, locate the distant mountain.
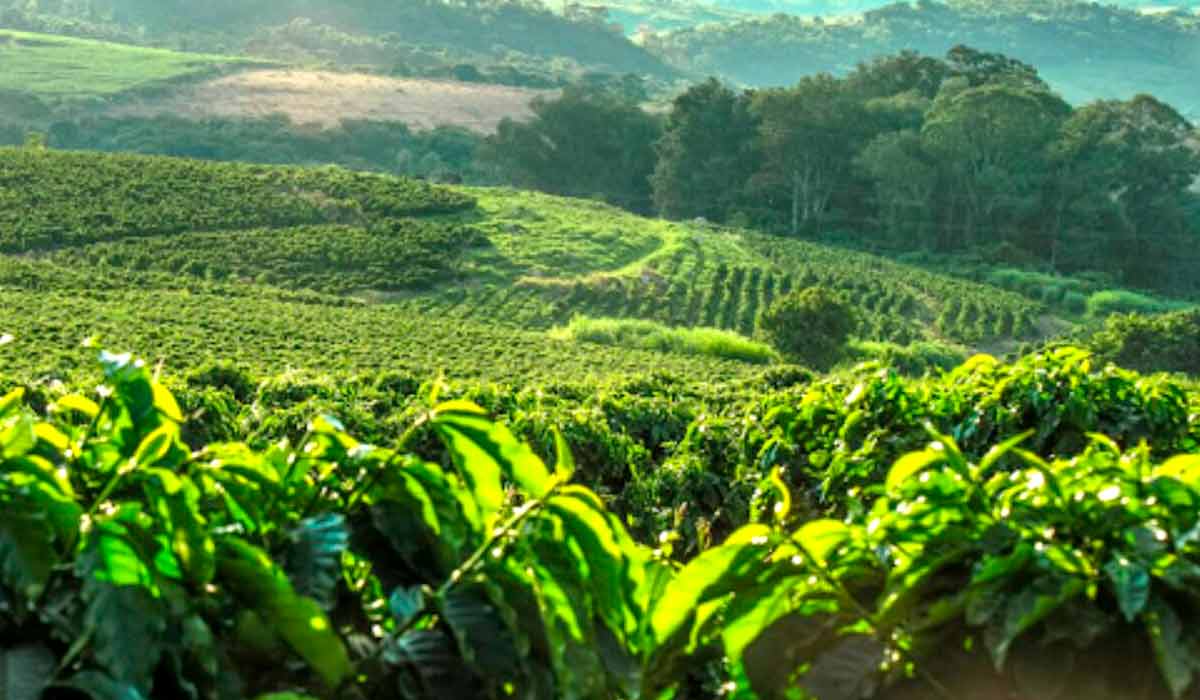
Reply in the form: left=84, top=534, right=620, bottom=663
left=0, top=0, right=679, bottom=79
left=642, top=0, right=1200, bottom=118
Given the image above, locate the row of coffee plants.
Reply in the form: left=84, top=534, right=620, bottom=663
left=0, top=148, right=474, bottom=251
left=45, top=220, right=490, bottom=294
left=1, top=347, right=1198, bottom=699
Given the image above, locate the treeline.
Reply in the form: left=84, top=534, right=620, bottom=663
left=645, top=0, right=1200, bottom=120
left=486, top=46, right=1200, bottom=295
left=0, top=0, right=678, bottom=81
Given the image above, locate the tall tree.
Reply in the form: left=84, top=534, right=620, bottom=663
left=483, top=87, right=662, bottom=213
left=650, top=78, right=758, bottom=222
left=921, top=81, right=1071, bottom=249
left=750, top=74, right=872, bottom=235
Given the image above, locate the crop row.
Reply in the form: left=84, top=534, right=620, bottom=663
left=47, top=220, right=489, bottom=293
left=0, top=147, right=475, bottom=251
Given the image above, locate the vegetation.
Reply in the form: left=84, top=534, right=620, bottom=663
left=550, top=315, right=779, bottom=364
left=1090, top=308, right=1200, bottom=376
left=2, top=343, right=1199, bottom=698
left=756, top=287, right=856, bottom=369
left=644, top=0, right=1200, bottom=119
left=0, top=28, right=254, bottom=100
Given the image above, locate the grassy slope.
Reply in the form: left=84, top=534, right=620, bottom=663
left=0, top=148, right=1069, bottom=383
left=0, top=29, right=255, bottom=98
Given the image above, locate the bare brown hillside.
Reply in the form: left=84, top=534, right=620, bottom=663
left=106, top=69, right=554, bottom=132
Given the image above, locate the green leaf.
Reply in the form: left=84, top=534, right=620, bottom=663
left=0, top=388, right=24, bottom=418
left=988, top=576, right=1084, bottom=669
left=143, top=469, right=214, bottom=585
left=1155, top=455, right=1200, bottom=487
left=1105, top=556, right=1150, bottom=623
left=978, top=430, right=1035, bottom=473
left=390, top=585, right=427, bottom=629
left=282, top=514, right=349, bottom=611
left=53, top=393, right=100, bottom=419
left=82, top=582, right=166, bottom=691
left=54, top=671, right=148, bottom=700
left=798, top=635, right=884, bottom=700
left=440, top=588, right=521, bottom=680
left=1146, top=597, right=1196, bottom=699
left=217, top=538, right=352, bottom=688
left=134, top=425, right=175, bottom=467
left=1, top=414, right=37, bottom=459
left=0, top=644, right=55, bottom=700
left=435, top=405, right=551, bottom=502
left=885, top=449, right=944, bottom=494
left=547, top=487, right=642, bottom=639
left=651, top=524, right=773, bottom=645
left=0, top=508, right=57, bottom=600
left=552, top=426, right=575, bottom=483
left=792, top=519, right=851, bottom=565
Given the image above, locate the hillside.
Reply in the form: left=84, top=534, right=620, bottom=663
left=644, top=0, right=1200, bottom=118
left=0, top=28, right=256, bottom=102
left=0, top=146, right=1072, bottom=382
left=0, top=0, right=679, bottom=81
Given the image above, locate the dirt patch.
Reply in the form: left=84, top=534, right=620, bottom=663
left=106, top=68, right=555, bottom=133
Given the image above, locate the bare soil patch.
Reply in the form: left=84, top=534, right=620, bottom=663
left=106, top=68, right=554, bottom=133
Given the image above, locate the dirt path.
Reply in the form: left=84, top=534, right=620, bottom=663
left=106, top=68, right=555, bottom=133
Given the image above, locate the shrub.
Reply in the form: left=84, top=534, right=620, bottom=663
left=1090, top=308, right=1200, bottom=375
left=551, top=316, right=779, bottom=364
left=1063, top=290, right=1089, bottom=315
left=850, top=339, right=968, bottom=376
left=1086, top=289, right=1188, bottom=317
left=756, top=286, right=855, bottom=369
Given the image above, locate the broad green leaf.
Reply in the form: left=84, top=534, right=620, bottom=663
left=548, top=487, right=640, bottom=639
left=82, top=582, right=166, bottom=691
left=1146, top=597, right=1195, bottom=699
left=978, top=430, right=1035, bottom=473
left=283, top=513, right=349, bottom=611
left=0, top=509, right=56, bottom=600
left=1105, top=556, right=1150, bottom=623
left=440, top=589, right=521, bottom=679
left=54, top=671, right=148, bottom=700
left=390, top=585, right=427, bottom=629
left=0, top=388, right=24, bottom=418
left=721, top=583, right=795, bottom=659
left=1154, top=455, right=1200, bottom=487
left=1, top=644, right=55, bottom=700
left=134, top=425, right=175, bottom=467
left=151, top=382, right=183, bottom=423
left=53, top=393, right=100, bottom=419
left=33, top=422, right=69, bottom=452
left=435, top=406, right=551, bottom=501
left=988, top=577, right=1084, bottom=669
left=217, top=538, right=351, bottom=687
left=792, top=519, right=851, bottom=565
left=77, top=518, right=156, bottom=589
left=552, top=426, right=575, bottom=483
left=1, top=414, right=36, bottom=459
left=885, top=449, right=944, bottom=494
left=651, top=524, right=773, bottom=645
left=143, top=469, right=214, bottom=585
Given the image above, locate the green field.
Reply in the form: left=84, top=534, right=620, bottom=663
left=0, top=29, right=254, bottom=98
left=2, top=145, right=1200, bottom=700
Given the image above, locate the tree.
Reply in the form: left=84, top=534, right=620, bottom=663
left=921, top=81, right=1071, bottom=250
left=650, top=78, right=758, bottom=222
left=750, top=75, right=872, bottom=235
left=1049, top=96, right=1200, bottom=285
left=855, top=129, right=939, bottom=247
left=482, top=87, right=662, bottom=213
left=756, top=287, right=856, bottom=369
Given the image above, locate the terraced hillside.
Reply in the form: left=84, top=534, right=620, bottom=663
left=0, top=147, right=1060, bottom=382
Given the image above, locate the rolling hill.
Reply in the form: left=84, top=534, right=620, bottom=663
left=0, top=146, right=1074, bottom=385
